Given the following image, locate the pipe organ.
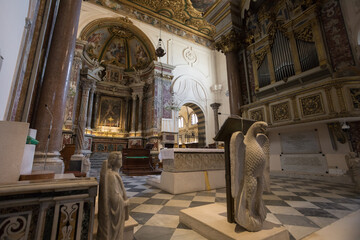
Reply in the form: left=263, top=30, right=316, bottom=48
left=247, top=3, right=328, bottom=93
left=272, top=31, right=295, bottom=82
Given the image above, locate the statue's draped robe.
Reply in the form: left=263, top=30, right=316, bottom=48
left=97, top=160, right=129, bottom=240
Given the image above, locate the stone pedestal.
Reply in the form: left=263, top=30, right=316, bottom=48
left=180, top=203, right=289, bottom=240
left=32, top=152, right=64, bottom=173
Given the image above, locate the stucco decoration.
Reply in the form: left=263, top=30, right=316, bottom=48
left=97, top=152, right=129, bottom=240
left=97, top=0, right=215, bottom=37
left=183, top=47, right=197, bottom=65
left=173, top=77, right=207, bottom=108
left=230, top=121, right=270, bottom=232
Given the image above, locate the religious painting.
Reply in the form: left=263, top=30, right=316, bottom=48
left=190, top=0, right=217, bottom=12
left=99, top=97, right=122, bottom=127
left=103, top=38, right=127, bottom=67
left=86, top=28, right=110, bottom=58
left=128, top=38, right=149, bottom=68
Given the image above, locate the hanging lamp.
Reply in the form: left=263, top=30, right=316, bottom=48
left=155, top=15, right=166, bottom=58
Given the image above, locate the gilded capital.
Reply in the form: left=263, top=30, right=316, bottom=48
left=215, top=29, right=244, bottom=54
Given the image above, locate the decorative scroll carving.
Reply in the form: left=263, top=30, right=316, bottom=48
left=215, top=29, right=244, bottom=53
left=183, top=47, right=197, bottom=64
left=271, top=102, right=291, bottom=122
left=254, top=49, right=267, bottom=66
left=57, top=203, right=80, bottom=240
left=108, top=26, right=134, bottom=38
left=0, top=213, right=31, bottom=240
left=300, top=93, right=325, bottom=116
left=250, top=109, right=265, bottom=121
left=98, top=0, right=215, bottom=37
left=294, top=25, right=314, bottom=42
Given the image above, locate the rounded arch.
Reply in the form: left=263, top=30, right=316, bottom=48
left=182, top=102, right=206, bottom=147
left=79, top=17, right=156, bottom=69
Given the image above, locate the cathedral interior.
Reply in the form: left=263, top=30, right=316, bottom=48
left=0, top=0, right=359, bottom=239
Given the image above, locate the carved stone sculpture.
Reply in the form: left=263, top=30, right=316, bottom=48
left=97, top=152, right=129, bottom=240
left=230, top=121, right=270, bottom=232
left=345, top=152, right=360, bottom=193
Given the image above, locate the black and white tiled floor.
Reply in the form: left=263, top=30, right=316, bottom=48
left=122, top=175, right=360, bottom=240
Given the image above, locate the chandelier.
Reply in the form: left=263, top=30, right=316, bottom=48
left=155, top=16, right=166, bottom=58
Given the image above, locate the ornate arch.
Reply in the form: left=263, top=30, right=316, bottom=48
left=80, top=17, right=156, bottom=69
left=182, top=102, right=206, bottom=147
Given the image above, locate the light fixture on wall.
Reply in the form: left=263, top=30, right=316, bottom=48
left=155, top=15, right=166, bottom=58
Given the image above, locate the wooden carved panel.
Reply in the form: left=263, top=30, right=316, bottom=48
left=271, top=102, right=291, bottom=122
left=299, top=93, right=325, bottom=117
left=249, top=108, right=265, bottom=121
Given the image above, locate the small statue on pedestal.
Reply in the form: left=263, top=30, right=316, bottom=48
left=97, top=152, right=129, bottom=240
left=230, top=121, right=270, bottom=232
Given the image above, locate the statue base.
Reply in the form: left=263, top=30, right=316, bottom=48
left=180, top=203, right=289, bottom=240
left=33, top=151, right=64, bottom=174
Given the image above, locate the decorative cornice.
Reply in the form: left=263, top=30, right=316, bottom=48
left=94, top=0, right=215, bottom=41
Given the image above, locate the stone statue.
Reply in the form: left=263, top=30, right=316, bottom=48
left=345, top=152, right=360, bottom=193
left=97, top=152, right=129, bottom=240
left=230, top=121, right=270, bottom=232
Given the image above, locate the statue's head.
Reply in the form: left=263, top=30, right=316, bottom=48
left=108, top=151, right=122, bottom=169
left=253, top=121, right=268, bottom=135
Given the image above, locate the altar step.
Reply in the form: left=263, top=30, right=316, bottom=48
left=122, top=169, right=162, bottom=176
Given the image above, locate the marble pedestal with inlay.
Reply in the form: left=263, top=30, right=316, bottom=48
left=147, top=148, right=225, bottom=194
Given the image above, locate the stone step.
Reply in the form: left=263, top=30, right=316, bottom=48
left=180, top=203, right=289, bottom=240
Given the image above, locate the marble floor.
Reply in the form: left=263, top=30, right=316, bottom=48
left=122, top=175, right=360, bottom=240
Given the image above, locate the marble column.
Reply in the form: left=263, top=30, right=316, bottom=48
left=210, top=103, right=221, bottom=134
left=93, top=92, right=101, bottom=129
left=131, top=94, right=137, bottom=133
left=124, top=97, right=129, bottom=132
left=33, top=0, right=82, bottom=173
left=70, top=78, right=93, bottom=172
left=74, top=80, right=92, bottom=155
left=137, top=94, right=143, bottom=133
left=63, top=40, right=86, bottom=130
left=215, top=29, right=243, bottom=116
left=87, top=87, right=95, bottom=129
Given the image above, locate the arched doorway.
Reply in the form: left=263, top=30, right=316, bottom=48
left=178, top=103, right=206, bottom=148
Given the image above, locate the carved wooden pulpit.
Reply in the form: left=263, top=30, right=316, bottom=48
left=214, top=115, right=255, bottom=223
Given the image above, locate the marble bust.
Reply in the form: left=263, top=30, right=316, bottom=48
left=230, top=121, right=270, bottom=232
left=97, top=152, right=129, bottom=240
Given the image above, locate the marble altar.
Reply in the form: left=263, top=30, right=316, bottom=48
left=147, top=148, right=225, bottom=194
